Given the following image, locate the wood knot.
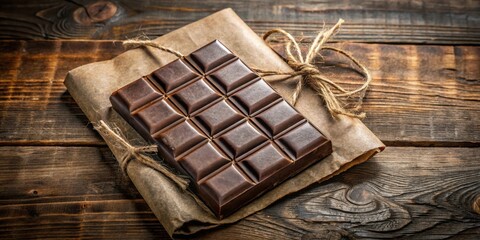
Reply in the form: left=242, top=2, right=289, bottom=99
left=73, top=1, right=117, bottom=26
left=473, top=196, right=480, bottom=215
left=298, top=183, right=411, bottom=232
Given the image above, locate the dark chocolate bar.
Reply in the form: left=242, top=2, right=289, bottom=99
left=110, top=40, right=332, bottom=218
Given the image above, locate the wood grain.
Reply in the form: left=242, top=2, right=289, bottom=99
left=1, top=146, right=478, bottom=239
left=1, top=2, right=479, bottom=238
left=0, top=40, right=478, bottom=146
left=0, top=0, right=479, bottom=44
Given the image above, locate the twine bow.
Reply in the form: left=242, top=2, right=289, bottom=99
left=253, top=19, right=371, bottom=118
left=93, top=120, right=189, bottom=189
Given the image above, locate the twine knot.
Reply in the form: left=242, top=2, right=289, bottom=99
left=288, top=62, right=320, bottom=76
left=93, top=120, right=189, bottom=189
left=119, top=145, right=158, bottom=174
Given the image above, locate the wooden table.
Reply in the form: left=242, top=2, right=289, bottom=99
left=1, top=1, right=479, bottom=239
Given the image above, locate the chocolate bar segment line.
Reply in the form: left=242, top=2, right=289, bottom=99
left=110, top=40, right=332, bottom=219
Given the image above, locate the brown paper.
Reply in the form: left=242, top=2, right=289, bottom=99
left=64, top=8, right=385, bottom=236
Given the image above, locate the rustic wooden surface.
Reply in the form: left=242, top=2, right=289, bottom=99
left=0, top=1, right=479, bottom=239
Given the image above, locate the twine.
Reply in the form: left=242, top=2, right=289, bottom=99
left=93, top=120, right=189, bottom=190
left=123, top=40, right=184, bottom=58
left=123, top=19, right=371, bottom=119
left=253, top=19, right=371, bottom=118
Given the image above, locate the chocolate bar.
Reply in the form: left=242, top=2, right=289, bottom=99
left=110, top=40, right=332, bottom=218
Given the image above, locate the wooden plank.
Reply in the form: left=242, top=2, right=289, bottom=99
left=0, top=40, right=125, bottom=145
left=0, top=0, right=479, bottom=44
left=0, top=146, right=170, bottom=239
left=0, top=40, right=479, bottom=146
left=0, top=146, right=478, bottom=239
left=334, top=44, right=480, bottom=146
